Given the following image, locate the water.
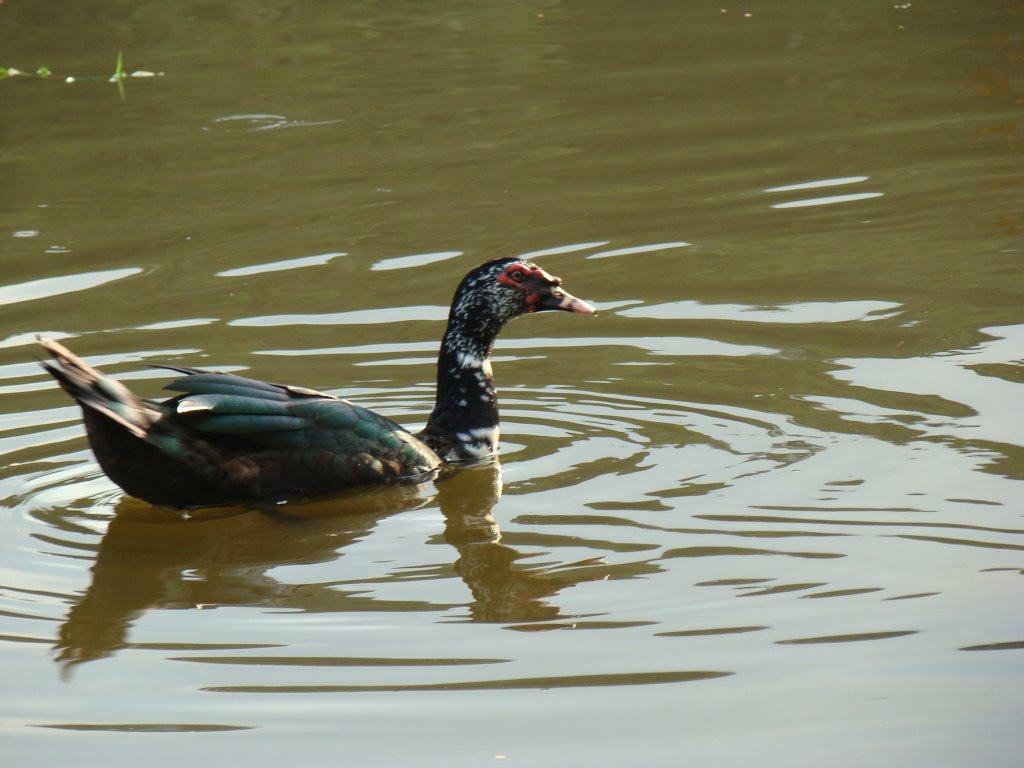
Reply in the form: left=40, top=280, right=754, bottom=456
left=2, top=1, right=1023, bottom=765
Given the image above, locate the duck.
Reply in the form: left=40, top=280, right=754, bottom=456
left=39, top=257, right=595, bottom=508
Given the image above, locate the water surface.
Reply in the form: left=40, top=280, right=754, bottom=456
left=1, top=1, right=1022, bottom=766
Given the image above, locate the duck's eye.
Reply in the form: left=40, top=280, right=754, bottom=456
left=508, top=268, right=525, bottom=282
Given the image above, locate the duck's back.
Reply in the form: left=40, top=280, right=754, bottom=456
left=43, top=343, right=440, bottom=507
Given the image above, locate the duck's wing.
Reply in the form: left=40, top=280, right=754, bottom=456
left=157, top=370, right=442, bottom=495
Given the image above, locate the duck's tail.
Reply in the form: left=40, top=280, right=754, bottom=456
left=38, top=337, right=158, bottom=438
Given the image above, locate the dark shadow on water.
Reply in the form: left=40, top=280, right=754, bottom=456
left=54, top=461, right=601, bottom=675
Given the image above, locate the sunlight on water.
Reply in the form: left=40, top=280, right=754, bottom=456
left=587, top=242, right=691, bottom=259
left=769, top=192, right=886, bottom=209
left=0, top=268, right=143, bottom=307
left=763, top=176, right=871, bottom=193
left=232, top=305, right=449, bottom=327
left=371, top=251, right=464, bottom=271
left=1, top=1, right=1022, bottom=765
left=216, top=252, right=345, bottom=278
left=619, top=299, right=902, bottom=323
left=518, top=241, right=611, bottom=259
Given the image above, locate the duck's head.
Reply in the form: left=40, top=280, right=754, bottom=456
left=450, top=258, right=596, bottom=329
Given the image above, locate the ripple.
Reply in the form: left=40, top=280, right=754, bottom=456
left=135, top=318, right=219, bottom=332
left=203, top=114, right=344, bottom=132
left=763, top=175, right=884, bottom=209
left=0, top=331, right=74, bottom=350
left=175, top=655, right=509, bottom=667
left=776, top=630, right=918, bottom=644
left=371, top=251, right=463, bottom=271
left=202, top=669, right=731, bottom=693
left=764, top=176, right=871, bottom=193
left=661, top=546, right=842, bottom=560
left=0, top=347, right=205, bottom=396
left=253, top=334, right=776, bottom=358
left=619, top=299, right=902, bottom=324
left=826, top=324, right=1024, bottom=449
left=496, top=386, right=823, bottom=510
left=586, top=241, right=691, bottom=260
left=959, top=640, right=1024, bottom=652
left=518, top=241, right=610, bottom=259
left=35, top=723, right=252, bottom=733
left=216, top=252, right=345, bottom=277
left=234, top=305, right=448, bottom=327
left=5, top=323, right=1022, bottom=700
left=655, top=626, right=768, bottom=637
left=0, top=268, right=143, bottom=307
left=770, top=192, right=885, bottom=209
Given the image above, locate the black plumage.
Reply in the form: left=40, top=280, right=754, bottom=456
left=39, top=257, right=594, bottom=508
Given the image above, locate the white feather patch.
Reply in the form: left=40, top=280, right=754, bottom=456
left=176, top=398, right=212, bottom=414
left=454, top=425, right=500, bottom=458
left=456, top=351, right=485, bottom=368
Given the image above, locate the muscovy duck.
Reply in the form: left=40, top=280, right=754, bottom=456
left=39, top=257, right=595, bottom=508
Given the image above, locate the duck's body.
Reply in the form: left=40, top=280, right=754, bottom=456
left=40, top=258, right=594, bottom=508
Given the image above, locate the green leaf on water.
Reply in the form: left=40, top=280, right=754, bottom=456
left=111, top=51, right=126, bottom=98
left=1, top=53, right=159, bottom=88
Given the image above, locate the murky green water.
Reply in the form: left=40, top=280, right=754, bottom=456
left=2, top=1, right=1022, bottom=765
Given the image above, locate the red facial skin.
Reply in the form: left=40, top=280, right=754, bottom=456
left=497, top=262, right=596, bottom=315
left=498, top=263, right=552, bottom=308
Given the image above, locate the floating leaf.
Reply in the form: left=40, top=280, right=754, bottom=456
left=0, top=54, right=159, bottom=89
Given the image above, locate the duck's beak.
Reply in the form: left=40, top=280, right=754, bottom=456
left=532, top=286, right=597, bottom=315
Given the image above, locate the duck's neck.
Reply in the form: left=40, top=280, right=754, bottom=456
left=420, top=316, right=501, bottom=462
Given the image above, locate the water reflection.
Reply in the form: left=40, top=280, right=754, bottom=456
left=54, top=485, right=431, bottom=671
left=440, top=463, right=607, bottom=624
left=54, top=461, right=601, bottom=673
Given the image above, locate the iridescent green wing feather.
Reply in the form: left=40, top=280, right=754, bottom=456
left=157, top=371, right=439, bottom=493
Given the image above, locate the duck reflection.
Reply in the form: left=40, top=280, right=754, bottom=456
left=54, top=482, right=433, bottom=671
left=55, top=461, right=594, bottom=673
left=439, top=463, right=595, bottom=623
